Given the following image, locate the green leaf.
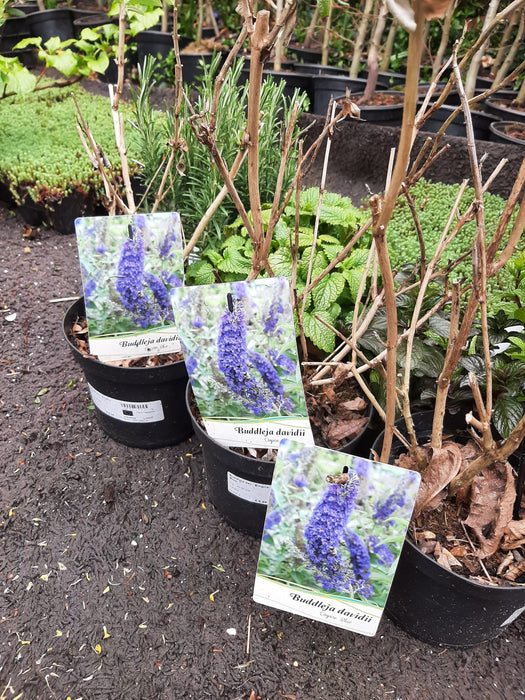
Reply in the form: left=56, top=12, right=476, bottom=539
left=217, top=247, right=251, bottom=274
left=428, top=314, right=451, bottom=338
left=312, top=272, right=345, bottom=311
left=2, top=59, right=37, bottom=95
left=268, top=248, right=292, bottom=277
left=342, top=267, right=365, bottom=300
left=46, top=49, right=80, bottom=76
left=221, top=234, right=248, bottom=250
left=186, top=260, right=215, bottom=285
left=204, top=250, right=223, bottom=267
left=493, top=395, right=524, bottom=439
left=87, top=53, right=110, bottom=75
left=303, top=310, right=336, bottom=353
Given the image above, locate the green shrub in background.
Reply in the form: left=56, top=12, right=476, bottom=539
left=130, top=54, right=309, bottom=242
left=187, top=187, right=369, bottom=353
left=387, top=177, right=523, bottom=312
left=0, top=84, right=136, bottom=207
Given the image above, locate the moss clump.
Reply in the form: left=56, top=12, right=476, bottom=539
left=387, top=178, right=522, bottom=308
left=0, top=84, right=135, bottom=207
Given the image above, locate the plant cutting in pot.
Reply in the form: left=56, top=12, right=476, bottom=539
left=118, top=0, right=378, bottom=534
left=61, top=1, right=202, bottom=448
left=330, top=0, right=525, bottom=647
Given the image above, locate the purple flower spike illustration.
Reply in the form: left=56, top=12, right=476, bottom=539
left=304, top=474, right=359, bottom=592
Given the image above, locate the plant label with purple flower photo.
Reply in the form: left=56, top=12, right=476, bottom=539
left=75, top=213, right=184, bottom=361
left=253, top=439, right=420, bottom=636
left=171, top=278, right=315, bottom=449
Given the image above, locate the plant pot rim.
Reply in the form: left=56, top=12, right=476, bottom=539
left=373, top=411, right=524, bottom=592
left=63, top=295, right=186, bottom=376
left=489, top=120, right=525, bottom=145
left=186, top=372, right=374, bottom=464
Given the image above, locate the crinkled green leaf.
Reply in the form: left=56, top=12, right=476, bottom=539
left=186, top=260, right=215, bottom=285
left=312, top=272, right=345, bottom=311
left=221, top=234, right=248, bottom=250
left=268, top=247, right=292, bottom=277
left=342, top=267, right=365, bottom=300
left=217, top=247, right=251, bottom=274
left=303, top=310, right=336, bottom=353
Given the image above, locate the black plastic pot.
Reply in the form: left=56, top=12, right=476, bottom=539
left=288, top=44, right=322, bottom=64
left=187, top=380, right=373, bottom=537
left=485, top=97, right=525, bottom=124
left=372, top=412, right=525, bottom=647
left=418, top=104, right=496, bottom=141
left=311, top=76, right=387, bottom=116
left=340, top=90, right=405, bottom=126
left=26, top=8, right=74, bottom=43
left=179, top=51, right=218, bottom=86
left=64, top=297, right=193, bottom=448
left=238, top=64, right=313, bottom=104
left=73, top=13, right=117, bottom=38
left=293, top=62, right=348, bottom=77
left=489, top=120, right=525, bottom=146
left=358, top=69, right=406, bottom=87
left=0, top=14, right=31, bottom=51
left=135, top=30, right=190, bottom=66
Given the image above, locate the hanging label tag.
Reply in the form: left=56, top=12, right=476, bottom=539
left=172, top=278, right=315, bottom=450
left=253, top=439, right=420, bottom=637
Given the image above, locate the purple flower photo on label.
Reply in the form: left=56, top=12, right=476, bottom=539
left=75, top=212, right=184, bottom=358
left=256, top=440, right=421, bottom=613
left=174, top=279, right=307, bottom=426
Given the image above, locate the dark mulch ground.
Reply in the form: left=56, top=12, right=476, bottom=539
left=1, top=202, right=524, bottom=699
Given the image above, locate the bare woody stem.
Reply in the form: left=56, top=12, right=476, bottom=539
left=246, top=10, right=270, bottom=279
left=373, top=2, right=425, bottom=462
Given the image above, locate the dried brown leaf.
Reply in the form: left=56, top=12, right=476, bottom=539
left=325, top=415, right=368, bottom=447
left=338, top=398, right=368, bottom=414
left=414, top=442, right=463, bottom=516
left=501, top=519, right=525, bottom=551
left=503, top=561, right=525, bottom=582
left=464, top=462, right=517, bottom=558
left=420, top=0, right=454, bottom=20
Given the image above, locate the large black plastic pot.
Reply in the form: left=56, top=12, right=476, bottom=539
left=311, top=76, right=387, bottom=116
left=26, top=8, right=74, bottom=43
left=372, top=412, right=525, bottom=647
left=312, top=75, right=387, bottom=115
left=485, top=97, right=525, bottom=124
left=64, top=297, right=193, bottom=448
left=418, top=104, right=496, bottom=141
left=489, top=120, right=525, bottom=146
left=346, top=90, right=405, bottom=126
left=187, top=380, right=374, bottom=537
left=136, top=30, right=191, bottom=67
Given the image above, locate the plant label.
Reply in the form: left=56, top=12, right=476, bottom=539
left=171, top=278, right=315, bottom=449
left=75, top=212, right=184, bottom=362
left=253, top=439, right=420, bottom=636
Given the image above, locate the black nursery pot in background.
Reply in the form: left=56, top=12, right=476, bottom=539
left=372, top=411, right=525, bottom=647
left=63, top=297, right=193, bottom=449
left=26, top=8, right=74, bottom=43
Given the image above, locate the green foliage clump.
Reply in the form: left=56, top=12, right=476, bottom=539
left=187, top=187, right=369, bottom=354
left=130, top=54, right=309, bottom=240
left=387, top=178, right=522, bottom=311
left=0, top=84, right=135, bottom=205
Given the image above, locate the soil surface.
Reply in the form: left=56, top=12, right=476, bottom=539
left=1, top=205, right=524, bottom=700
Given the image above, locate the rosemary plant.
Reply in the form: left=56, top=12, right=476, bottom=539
left=129, top=53, right=309, bottom=240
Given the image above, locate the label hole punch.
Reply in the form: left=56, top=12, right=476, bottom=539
left=227, top=292, right=234, bottom=313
